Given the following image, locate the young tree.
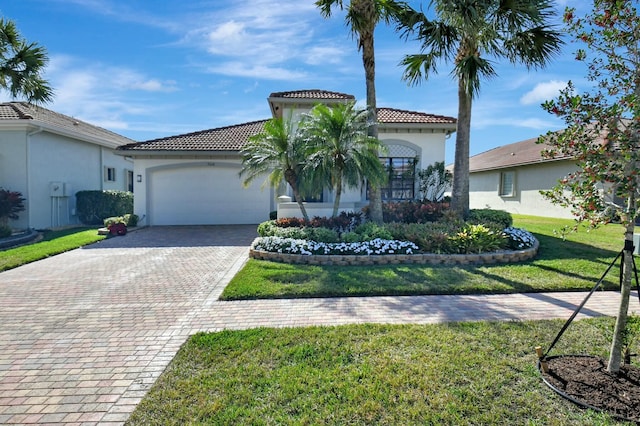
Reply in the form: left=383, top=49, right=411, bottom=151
left=417, top=161, right=452, bottom=202
left=539, top=0, right=639, bottom=373
left=301, top=102, right=388, bottom=217
left=240, top=118, right=313, bottom=221
left=316, top=0, right=406, bottom=224
left=0, top=18, right=53, bottom=103
left=397, top=0, right=563, bottom=218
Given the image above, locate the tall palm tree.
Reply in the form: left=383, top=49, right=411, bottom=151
left=398, top=0, right=563, bottom=218
left=240, top=117, right=313, bottom=221
left=316, top=0, right=406, bottom=224
left=301, top=102, right=388, bottom=217
left=0, top=18, right=53, bottom=103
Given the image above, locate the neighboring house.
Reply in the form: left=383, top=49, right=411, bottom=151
left=467, top=136, right=577, bottom=219
left=118, top=89, right=457, bottom=226
left=0, top=102, right=135, bottom=230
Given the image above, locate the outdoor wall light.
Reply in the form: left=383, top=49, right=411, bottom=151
left=136, top=175, right=142, bottom=182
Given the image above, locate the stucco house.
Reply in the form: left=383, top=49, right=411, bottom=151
left=0, top=102, right=135, bottom=230
left=467, top=136, right=576, bottom=218
left=118, top=89, right=457, bottom=226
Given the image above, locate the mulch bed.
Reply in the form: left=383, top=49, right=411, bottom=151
left=540, top=355, right=640, bottom=422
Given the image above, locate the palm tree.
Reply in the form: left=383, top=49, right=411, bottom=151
left=316, top=0, right=406, bottom=224
left=0, top=18, right=53, bottom=103
left=240, top=117, right=313, bottom=221
left=398, top=0, right=562, bottom=218
left=300, top=102, right=388, bottom=217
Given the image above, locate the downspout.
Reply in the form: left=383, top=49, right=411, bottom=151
left=26, top=127, right=44, bottom=229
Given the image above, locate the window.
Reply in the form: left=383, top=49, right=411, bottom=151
left=104, top=167, right=116, bottom=182
left=126, top=170, right=134, bottom=192
left=499, top=171, right=515, bottom=197
left=380, top=157, right=416, bottom=201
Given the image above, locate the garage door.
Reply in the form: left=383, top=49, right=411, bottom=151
left=149, top=164, right=270, bottom=225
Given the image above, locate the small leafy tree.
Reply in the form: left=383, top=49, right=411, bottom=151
left=0, top=188, right=25, bottom=227
left=538, top=0, right=639, bottom=373
left=417, top=161, right=451, bottom=202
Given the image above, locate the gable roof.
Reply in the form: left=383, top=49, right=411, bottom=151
left=0, top=102, right=134, bottom=148
left=469, top=136, right=572, bottom=173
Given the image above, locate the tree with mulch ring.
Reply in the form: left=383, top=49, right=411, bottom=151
left=536, top=0, right=640, bottom=421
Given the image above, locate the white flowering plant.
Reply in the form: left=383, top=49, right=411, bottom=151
left=252, top=237, right=419, bottom=256
left=502, top=227, right=536, bottom=250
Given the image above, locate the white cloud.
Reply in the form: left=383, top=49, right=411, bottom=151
left=520, top=80, right=568, bottom=105
left=207, top=62, right=308, bottom=81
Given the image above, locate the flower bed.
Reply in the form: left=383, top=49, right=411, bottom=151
left=250, top=235, right=539, bottom=266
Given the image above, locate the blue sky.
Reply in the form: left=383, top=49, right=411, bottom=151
left=1, top=0, right=591, bottom=163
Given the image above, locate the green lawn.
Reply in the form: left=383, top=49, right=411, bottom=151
left=127, top=318, right=635, bottom=425
left=221, top=215, right=627, bottom=300
left=0, top=227, right=105, bottom=271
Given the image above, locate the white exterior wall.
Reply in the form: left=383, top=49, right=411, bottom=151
left=469, top=161, right=578, bottom=219
left=0, top=128, right=132, bottom=229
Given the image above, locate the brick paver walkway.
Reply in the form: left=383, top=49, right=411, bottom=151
left=1, top=225, right=638, bottom=425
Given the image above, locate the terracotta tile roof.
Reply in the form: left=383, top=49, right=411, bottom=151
left=0, top=102, right=134, bottom=146
left=377, top=107, right=456, bottom=125
left=269, top=89, right=355, bottom=100
left=469, top=136, right=572, bottom=172
left=118, top=120, right=268, bottom=152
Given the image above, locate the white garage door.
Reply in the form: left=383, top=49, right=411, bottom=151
left=149, top=164, right=270, bottom=225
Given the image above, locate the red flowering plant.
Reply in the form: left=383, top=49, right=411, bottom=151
left=0, top=188, right=26, bottom=228
left=537, top=0, right=640, bottom=373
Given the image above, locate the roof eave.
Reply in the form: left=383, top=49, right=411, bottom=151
left=469, top=156, right=572, bottom=173
left=114, top=149, right=242, bottom=157
left=379, top=122, right=457, bottom=133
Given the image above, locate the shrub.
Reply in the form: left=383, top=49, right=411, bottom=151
left=468, top=209, right=513, bottom=228
left=0, top=188, right=26, bottom=226
left=353, top=221, right=393, bottom=241
left=449, top=224, right=506, bottom=254
left=304, top=227, right=340, bottom=243
left=257, top=220, right=279, bottom=237
left=384, top=222, right=457, bottom=253
left=103, top=213, right=139, bottom=227
left=76, top=190, right=133, bottom=225
left=269, top=210, right=277, bottom=220
left=0, top=223, right=11, bottom=238
left=363, top=201, right=448, bottom=223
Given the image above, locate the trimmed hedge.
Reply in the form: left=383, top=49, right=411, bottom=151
left=76, top=190, right=133, bottom=225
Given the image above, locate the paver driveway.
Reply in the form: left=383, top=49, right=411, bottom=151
left=0, top=226, right=257, bottom=425
left=1, top=225, right=638, bottom=425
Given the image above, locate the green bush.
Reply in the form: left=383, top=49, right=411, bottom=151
left=0, top=223, right=11, bottom=238
left=449, top=224, right=507, bottom=254
left=0, top=188, right=26, bottom=225
left=353, top=222, right=393, bottom=241
left=76, top=191, right=133, bottom=225
left=103, top=213, right=139, bottom=227
left=384, top=222, right=458, bottom=253
left=305, top=227, right=340, bottom=243
left=468, top=209, right=513, bottom=228
left=257, top=220, right=280, bottom=237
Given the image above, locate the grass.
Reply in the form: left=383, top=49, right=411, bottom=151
left=127, top=318, right=637, bottom=425
left=0, top=227, right=105, bottom=271
left=220, top=215, right=627, bottom=300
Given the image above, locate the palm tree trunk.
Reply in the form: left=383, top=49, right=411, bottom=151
left=287, top=178, right=310, bottom=221
left=333, top=176, right=343, bottom=217
left=358, top=0, right=384, bottom=224
left=450, top=79, right=471, bottom=219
